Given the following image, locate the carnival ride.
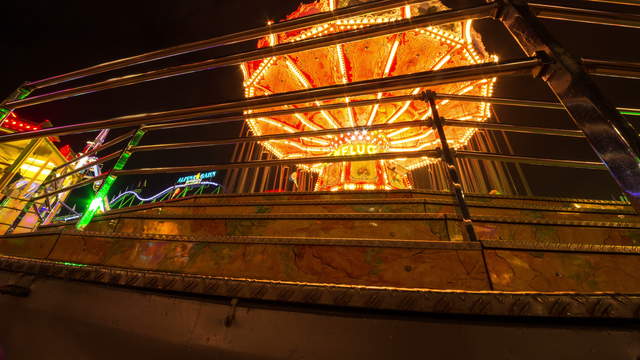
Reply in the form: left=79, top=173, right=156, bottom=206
left=243, top=0, right=495, bottom=191
left=0, top=0, right=640, bottom=357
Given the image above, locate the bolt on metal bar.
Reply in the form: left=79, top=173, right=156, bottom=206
left=582, top=58, right=640, bottom=79
left=5, top=3, right=498, bottom=110
left=23, top=0, right=442, bottom=90
left=455, top=151, right=607, bottom=170
left=135, top=119, right=433, bottom=152
left=530, top=3, right=640, bottom=28
left=42, top=150, right=123, bottom=187
left=424, top=91, right=477, bottom=242
left=443, top=119, right=585, bottom=137
left=113, top=149, right=439, bottom=177
left=142, top=94, right=419, bottom=131
left=0, top=57, right=541, bottom=144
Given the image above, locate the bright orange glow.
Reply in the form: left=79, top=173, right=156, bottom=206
left=242, top=0, right=495, bottom=191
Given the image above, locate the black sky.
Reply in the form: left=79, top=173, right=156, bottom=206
left=2, top=0, right=639, bottom=207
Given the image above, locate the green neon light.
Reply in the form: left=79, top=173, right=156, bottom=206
left=620, top=110, right=640, bottom=117
left=76, top=129, right=146, bottom=230
left=76, top=175, right=116, bottom=229
left=57, top=261, right=88, bottom=267
left=17, top=88, right=31, bottom=100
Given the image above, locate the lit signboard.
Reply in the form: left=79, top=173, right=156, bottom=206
left=177, top=171, right=217, bottom=185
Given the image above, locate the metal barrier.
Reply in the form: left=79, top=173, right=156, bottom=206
left=0, top=0, right=639, bottom=234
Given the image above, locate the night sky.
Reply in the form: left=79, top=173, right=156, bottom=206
left=2, top=0, right=639, bottom=209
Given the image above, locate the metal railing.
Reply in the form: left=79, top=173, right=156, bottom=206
left=0, top=0, right=639, bottom=235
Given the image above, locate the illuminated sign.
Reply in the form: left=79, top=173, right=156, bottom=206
left=332, top=144, right=379, bottom=157
left=177, top=171, right=217, bottom=184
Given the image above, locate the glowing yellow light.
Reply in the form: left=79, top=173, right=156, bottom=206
left=241, top=0, right=495, bottom=192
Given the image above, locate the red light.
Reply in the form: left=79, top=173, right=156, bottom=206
left=25, top=126, right=31, bottom=129
left=11, top=121, right=15, bottom=124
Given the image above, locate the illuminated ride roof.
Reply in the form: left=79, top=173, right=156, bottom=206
left=242, top=0, right=495, bottom=191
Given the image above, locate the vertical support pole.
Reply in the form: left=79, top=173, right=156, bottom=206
left=498, top=0, right=640, bottom=211
left=424, top=90, right=478, bottom=242
left=76, top=127, right=146, bottom=230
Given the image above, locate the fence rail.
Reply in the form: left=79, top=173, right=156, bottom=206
left=1, top=0, right=639, bottom=234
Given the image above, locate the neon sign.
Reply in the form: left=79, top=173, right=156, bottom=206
left=332, top=144, right=379, bottom=156
left=177, top=171, right=217, bottom=184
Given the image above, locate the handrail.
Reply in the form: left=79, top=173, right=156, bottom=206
left=6, top=3, right=498, bottom=110
left=42, top=150, right=123, bottom=187
left=583, top=58, right=640, bottom=79
left=113, top=150, right=440, bottom=176
left=52, top=129, right=136, bottom=171
left=31, top=174, right=109, bottom=202
left=133, top=118, right=586, bottom=154
left=455, top=151, right=606, bottom=170
left=23, top=0, right=433, bottom=90
left=134, top=119, right=433, bottom=152
left=530, top=3, right=640, bottom=28
left=0, top=57, right=541, bottom=144
left=443, top=119, right=585, bottom=138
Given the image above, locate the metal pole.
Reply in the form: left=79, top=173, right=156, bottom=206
left=498, top=0, right=640, bottom=212
left=113, top=149, right=439, bottom=176
left=529, top=3, right=640, bottom=29
left=584, top=0, right=640, bottom=6
left=0, top=84, right=32, bottom=127
left=24, top=0, right=433, bottom=90
left=76, top=127, right=146, bottom=230
left=582, top=58, right=640, bottom=79
left=0, top=57, right=541, bottom=144
left=424, top=90, right=477, bottom=242
left=5, top=3, right=498, bottom=110
left=455, top=151, right=606, bottom=170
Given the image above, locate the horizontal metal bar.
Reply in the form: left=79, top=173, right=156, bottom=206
left=135, top=119, right=432, bottom=152
left=530, top=3, right=640, bottom=28
left=32, top=174, right=109, bottom=201
left=0, top=57, right=541, bottom=144
left=435, top=93, right=565, bottom=109
left=443, top=119, right=585, bottom=137
left=53, top=129, right=136, bottom=171
left=435, top=93, right=640, bottom=115
left=23, top=0, right=431, bottom=89
left=43, top=150, right=122, bottom=187
left=114, top=150, right=439, bottom=176
left=7, top=3, right=498, bottom=109
left=585, top=0, right=640, bottom=6
left=455, top=150, right=606, bottom=170
left=583, top=58, right=640, bottom=79
left=142, top=94, right=419, bottom=131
